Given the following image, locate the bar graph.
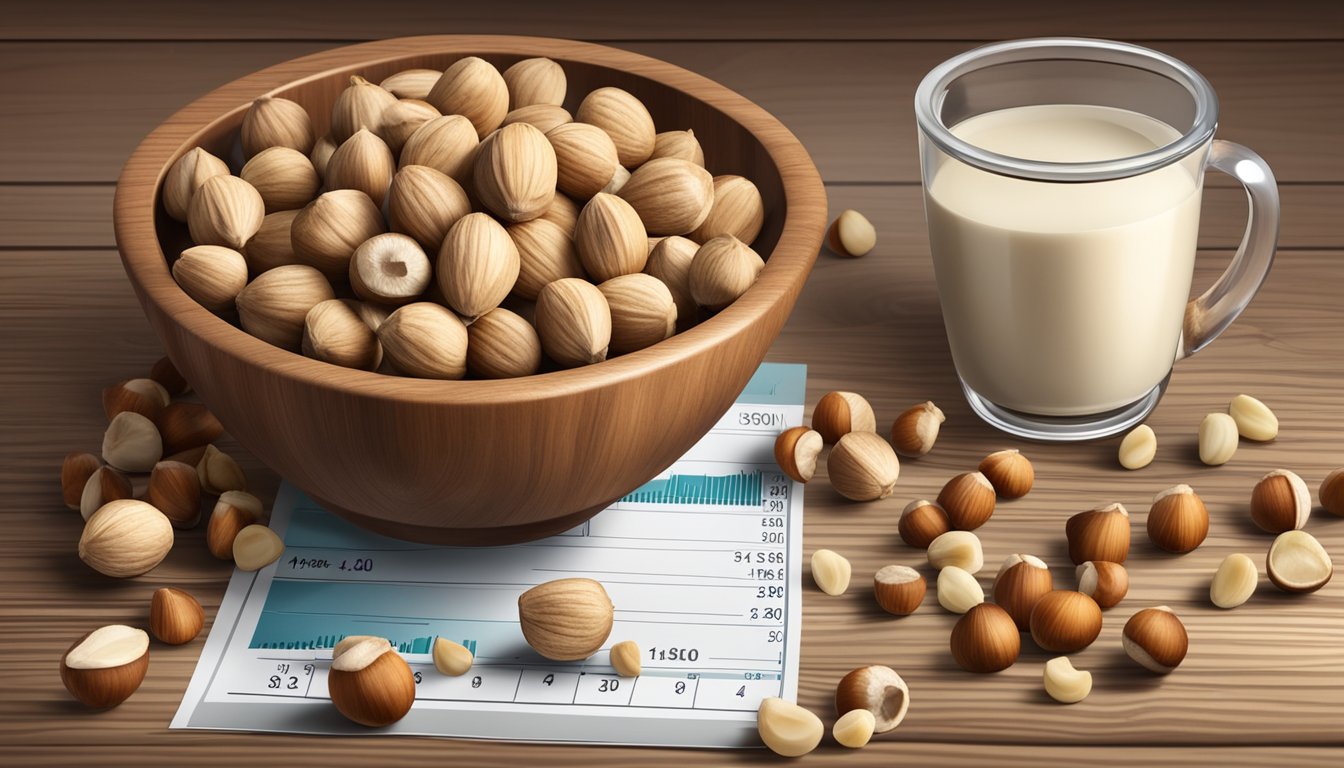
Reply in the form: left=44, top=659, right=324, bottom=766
left=619, top=470, right=763, bottom=506
left=255, top=633, right=476, bottom=655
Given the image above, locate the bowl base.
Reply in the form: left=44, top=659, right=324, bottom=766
left=308, top=492, right=608, bottom=546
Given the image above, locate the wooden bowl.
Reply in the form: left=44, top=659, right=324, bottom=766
left=114, top=36, right=825, bottom=544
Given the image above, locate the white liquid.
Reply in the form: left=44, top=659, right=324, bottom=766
left=925, top=104, right=1203, bottom=416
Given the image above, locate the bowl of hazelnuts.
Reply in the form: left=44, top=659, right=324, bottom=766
left=114, top=35, right=826, bottom=544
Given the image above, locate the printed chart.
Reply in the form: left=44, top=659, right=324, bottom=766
left=172, top=363, right=806, bottom=747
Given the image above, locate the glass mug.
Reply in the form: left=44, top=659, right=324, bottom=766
left=915, top=38, right=1279, bottom=441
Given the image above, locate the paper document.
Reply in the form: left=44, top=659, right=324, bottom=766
left=172, top=362, right=807, bottom=748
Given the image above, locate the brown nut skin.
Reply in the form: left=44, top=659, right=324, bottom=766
left=1321, top=468, right=1344, bottom=517
left=1029, top=590, right=1103, bottom=653
left=327, top=648, right=417, bottom=727
left=950, top=603, right=1020, bottom=673
left=937, top=472, right=996, bottom=531
left=59, top=630, right=150, bottom=709
left=890, top=401, right=944, bottom=457
left=147, top=460, right=203, bottom=529
left=811, top=391, right=875, bottom=445
left=61, top=452, right=102, bottom=510
left=834, top=665, right=910, bottom=733
left=1147, top=485, right=1209, bottom=554
left=1250, top=470, right=1311, bottom=533
left=1122, top=607, right=1188, bottom=674
left=156, top=402, right=225, bottom=455
left=978, top=449, right=1034, bottom=499
left=150, top=587, right=205, bottom=645
left=993, top=556, right=1053, bottom=630
left=1065, top=503, right=1130, bottom=564
left=873, top=565, right=925, bottom=616
left=1075, top=561, right=1129, bottom=610
left=898, top=500, right=950, bottom=550
left=206, top=498, right=255, bottom=559
left=773, top=426, right=822, bottom=484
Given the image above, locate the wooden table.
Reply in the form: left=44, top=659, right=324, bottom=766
left=4, top=2, right=1342, bottom=765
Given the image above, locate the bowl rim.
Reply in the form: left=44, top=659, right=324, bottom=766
left=114, top=35, right=826, bottom=405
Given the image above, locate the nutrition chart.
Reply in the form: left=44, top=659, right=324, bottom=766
left=172, top=363, right=806, bottom=747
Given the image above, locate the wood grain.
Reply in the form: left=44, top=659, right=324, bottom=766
left=3, top=12, right=1343, bottom=766
left=3, top=41, right=1341, bottom=183
left=1, top=0, right=1338, bottom=41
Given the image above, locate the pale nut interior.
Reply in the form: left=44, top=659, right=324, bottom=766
left=331, top=635, right=395, bottom=672
left=832, top=708, right=876, bottom=749
left=1118, top=424, right=1157, bottom=470
left=352, top=233, right=432, bottom=299
left=847, top=666, right=910, bottom=733
left=1229, top=393, right=1279, bottom=441
left=874, top=564, right=922, bottom=585
left=1268, top=530, right=1333, bottom=587
left=1076, top=562, right=1103, bottom=596
left=791, top=429, right=823, bottom=482
left=811, top=548, right=852, bottom=596
left=937, top=566, right=985, bottom=614
left=332, top=634, right=384, bottom=658
left=834, top=209, right=876, bottom=256
left=997, top=553, right=1047, bottom=579
left=757, top=697, right=823, bottom=758
left=1210, top=553, right=1258, bottom=608
left=64, top=625, right=149, bottom=670
left=927, top=530, right=984, bottom=573
left=1043, top=656, right=1092, bottom=704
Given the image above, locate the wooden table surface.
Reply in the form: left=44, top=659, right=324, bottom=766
left=3, top=2, right=1342, bottom=765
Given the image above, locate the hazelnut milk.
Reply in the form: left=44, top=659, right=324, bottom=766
left=925, top=104, right=1203, bottom=416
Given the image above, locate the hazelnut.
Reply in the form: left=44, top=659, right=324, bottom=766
left=833, top=709, right=876, bottom=749
left=811, top=391, right=876, bottom=445
left=810, top=549, right=852, bottom=596
left=79, top=465, right=133, bottom=521
left=927, top=530, right=983, bottom=574
left=1029, top=590, right=1103, bottom=653
left=1250, top=469, right=1311, bottom=533
left=937, top=471, right=996, bottom=531
left=1228, top=394, right=1278, bottom=441
left=873, top=564, right=925, bottom=616
left=1075, top=561, right=1129, bottom=610
left=147, top=460, right=203, bottom=529
left=773, top=426, right=822, bottom=484
left=518, top=578, right=613, bottom=660
left=609, top=640, right=640, bottom=678
left=1042, top=657, right=1092, bottom=704
left=898, top=499, right=950, bottom=549
left=102, top=378, right=170, bottom=422
left=978, top=449, right=1034, bottom=498
left=1321, top=468, right=1344, bottom=517
left=992, top=554, right=1053, bottom=629
left=827, top=432, right=900, bottom=502
left=757, top=697, right=822, bottom=757
left=1122, top=606, right=1188, bottom=674
left=890, top=401, right=944, bottom=457
left=60, top=625, right=150, bottom=708
left=156, top=402, right=224, bottom=456
left=936, top=566, right=984, bottom=614
left=1118, top=424, right=1157, bottom=470
left=1147, top=484, right=1209, bottom=553
left=833, top=665, right=910, bottom=733
left=233, top=524, right=284, bottom=572
left=1198, top=412, right=1239, bottom=466
left=1267, top=530, right=1333, bottom=593
left=432, top=637, right=475, bottom=677
left=60, top=451, right=103, bottom=510
left=327, top=636, right=416, bottom=727
left=950, top=603, right=1020, bottom=673
left=1210, top=553, right=1258, bottom=609
left=1065, top=503, right=1130, bottom=564
left=150, top=587, right=204, bottom=645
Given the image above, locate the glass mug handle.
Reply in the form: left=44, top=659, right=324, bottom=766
left=1181, top=140, right=1281, bottom=358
